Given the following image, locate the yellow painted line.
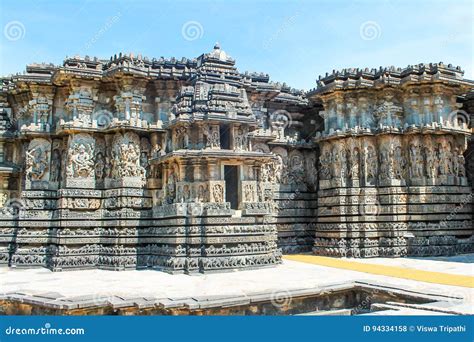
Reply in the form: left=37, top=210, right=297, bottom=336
left=283, top=255, right=474, bottom=288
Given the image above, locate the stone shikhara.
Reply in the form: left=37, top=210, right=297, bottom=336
left=0, top=45, right=472, bottom=272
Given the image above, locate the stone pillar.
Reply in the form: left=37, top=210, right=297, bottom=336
left=176, top=160, right=187, bottom=182
left=406, top=92, right=420, bottom=126
left=192, top=160, right=202, bottom=181
left=335, top=96, right=344, bottom=131
left=347, top=99, right=356, bottom=129
left=207, top=159, right=219, bottom=180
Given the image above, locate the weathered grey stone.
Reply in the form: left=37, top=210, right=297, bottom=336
left=0, top=49, right=472, bottom=273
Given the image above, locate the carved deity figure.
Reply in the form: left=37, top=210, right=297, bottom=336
left=423, top=147, right=436, bottom=178
left=183, top=185, right=191, bottom=202
left=111, top=133, right=146, bottom=182
left=305, top=154, right=317, bottom=187
left=50, top=149, right=61, bottom=183
left=140, top=152, right=150, bottom=177
left=319, top=151, right=332, bottom=180
left=348, top=148, right=360, bottom=180
left=393, top=146, right=405, bottom=180
left=409, top=144, right=423, bottom=178
left=437, top=143, right=448, bottom=176
left=151, top=139, right=162, bottom=158
left=95, top=152, right=105, bottom=180
left=25, top=141, right=49, bottom=181
left=446, top=143, right=455, bottom=176
left=365, top=145, right=377, bottom=182
left=456, top=150, right=466, bottom=177
left=175, top=126, right=189, bottom=149
left=0, top=192, right=7, bottom=207
left=288, top=154, right=305, bottom=185
left=263, top=154, right=287, bottom=184
left=203, top=124, right=211, bottom=148
left=332, top=147, right=341, bottom=179
left=233, top=126, right=248, bottom=151
left=105, top=155, right=113, bottom=178
left=166, top=172, right=177, bottom=204
left=212, top=184, right=224, bottom=203
left=260, top=162, right=271, bottom=182
left=339, top=149, right=347, bottom=180
left=243, top=183, right=254, bottom=202
left=379, top=146, right=391, bottom=180
left=203, top=124, right=220, bottom=149
left=196, top=184, right=207, bottom=202
left=67, top=143, right=94, bottom=178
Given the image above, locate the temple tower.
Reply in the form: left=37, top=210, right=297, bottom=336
left=150, top=45, right=282, bottom=272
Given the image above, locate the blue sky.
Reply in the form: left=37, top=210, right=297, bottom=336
left=0, top=0, right=472, bottom=90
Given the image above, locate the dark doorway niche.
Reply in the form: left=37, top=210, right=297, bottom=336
left=224, top=165, right=239, bottom=209
left=220, top=124, right=231, bottom=149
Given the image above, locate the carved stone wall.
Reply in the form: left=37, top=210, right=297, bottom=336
left=309, top=63, right=474, bottom=258
left=0, top=52, right=472, bottom=272
left=0, top=46, right=310, bottom=272
left=252, top=143, right=319, bottom=253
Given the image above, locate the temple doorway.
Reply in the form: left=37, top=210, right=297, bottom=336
left=224, top=165, right=239, bottom=209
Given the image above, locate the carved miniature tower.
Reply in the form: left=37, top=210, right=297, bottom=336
left=150, top=44, right=281, bottom=272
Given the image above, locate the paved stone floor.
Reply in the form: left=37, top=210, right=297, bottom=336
left=284, top=255, right=474, bottom=287
left=1, top=254, right=473, bottom=315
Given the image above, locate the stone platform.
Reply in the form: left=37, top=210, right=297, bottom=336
left=1, top=254, right=472, bottom=315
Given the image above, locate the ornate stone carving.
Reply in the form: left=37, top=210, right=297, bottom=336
left=241, top=181, right=257, bottom=202
left=174, top=126, right=189, bottom=150
left=25, top=138, right=50, bottom=184
left=233, top=125, right=248, bottom=151
left=50, top=148, right=61, bottom=184
left=109, top=132, right=146, bottom=186
left=65, top=134, right=95, bottom=188
left=210, top=182, right=225, bottom=203
left=95, top=152, right=106, bottom=180
left=1, top=49, right=472, bottom=273
left=288, top=151, right=305, bottom=185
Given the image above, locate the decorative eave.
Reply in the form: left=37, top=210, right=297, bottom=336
left=308, top=63, right=474, bottom=100
left=313, top=124, right=471, bottom=143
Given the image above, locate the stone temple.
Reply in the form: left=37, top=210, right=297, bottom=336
left=0, top=44, right=472, bottom=273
